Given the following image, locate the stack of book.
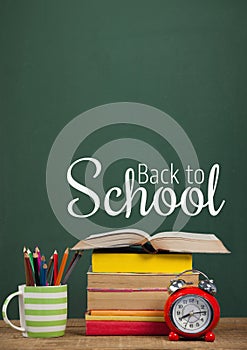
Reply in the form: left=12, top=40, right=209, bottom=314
left=72, top=229, right=229, bottom=336
left=86, top=250, right=198, bottom=335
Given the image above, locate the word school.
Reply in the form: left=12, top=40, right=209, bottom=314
left=67, top=158, right=225, bottom=218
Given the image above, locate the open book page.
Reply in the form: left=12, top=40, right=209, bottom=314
left=71, top=229, right=150, bottom=250
left=150, top=231, right=230, bottom=253
left=71, top=229, right=230, bottom=253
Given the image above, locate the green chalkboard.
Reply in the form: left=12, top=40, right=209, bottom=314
left=1, top=0, right=247, bottom=320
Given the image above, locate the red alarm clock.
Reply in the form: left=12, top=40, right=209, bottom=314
left=164, top=269, right=220, bottom=342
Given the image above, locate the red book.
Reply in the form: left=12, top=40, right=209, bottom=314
left=86, top=320, right=170, bottom=336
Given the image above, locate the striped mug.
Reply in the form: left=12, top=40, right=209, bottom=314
left=2, top=284, right=67, bottom=338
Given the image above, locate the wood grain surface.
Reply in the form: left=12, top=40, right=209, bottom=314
left=0, top=318, right=246, bottom=350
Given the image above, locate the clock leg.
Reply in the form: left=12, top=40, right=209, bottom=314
left=204, top=331, right=215, bottom=342
left=168, top=331, right=179, bottom=341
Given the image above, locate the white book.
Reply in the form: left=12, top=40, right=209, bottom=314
left=71, top=229, right=230, bottom=253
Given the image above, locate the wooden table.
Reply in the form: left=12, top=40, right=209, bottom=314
left=0, top=318, right=246, bottom=350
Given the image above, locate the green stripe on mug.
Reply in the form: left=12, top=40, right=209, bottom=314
left=24, top=286, right=67, bottom=293
left=25, top=308, right=67, bottom=316
left=24, top=297, right=67, bottom=304
left=26, top=319, right=67, bottom=327
left=27, top=330, right=65, bottom=338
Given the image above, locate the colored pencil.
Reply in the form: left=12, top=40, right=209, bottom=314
left=63, top=251, right=78, bottom=276
left=40, top=255, right=46, bottom=286
left=47, top=254, right=54, bottom=276
left=23, top=246, right=79, bottom=287
left=40, top=263, right=47, bottom=286
left=49, top=265, right=54, bottom=286
left=55, top=248, right=69, bottom=285
left=24, top=252, right=35, bottom=286
left=62, top=251, right=83, bottom=284
left=33, top=252, right=41, bottom=286
left=53, top=250, right=58, bottom=285
left=23, top=247, right=27, bottom=283
left=27, top=248, right=34, bottom=272
left=46, top=254, right=54, bottom=284
left=35, top=246, right=41, bottom=273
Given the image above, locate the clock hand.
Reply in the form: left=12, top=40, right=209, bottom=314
left=181, top=311, right=194, bottom=319
left=181, top=310, right=206, bottom=319
left=184, top=315, right=191, bottom=328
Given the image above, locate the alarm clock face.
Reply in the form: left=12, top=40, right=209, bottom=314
left=171, top=294, right=213, bottom=334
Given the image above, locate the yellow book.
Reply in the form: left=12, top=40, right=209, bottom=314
left=85, top=312, right=164, bottom=323
left=92, top=250, right=192, bottom=273
left=90, top=310, right=165, bottom=317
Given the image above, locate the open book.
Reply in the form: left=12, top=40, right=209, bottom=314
left=71, top=229, right=230, bottom=253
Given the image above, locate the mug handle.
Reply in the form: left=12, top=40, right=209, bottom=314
left=2, top=291, right=25, bottom=332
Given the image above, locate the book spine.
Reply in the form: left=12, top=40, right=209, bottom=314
left=92, top=253, right=192, bottom=273
left=87, top=290, right=169, bottom=310
left=85, top=313, right=165, bottom=322
left=87, top=288, right=168, bottom=292
left=87, top=272, right=199, bottom=289
left=85, top=320, right=170, bottom=336
left=90, top=310, right=164, bottom=317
